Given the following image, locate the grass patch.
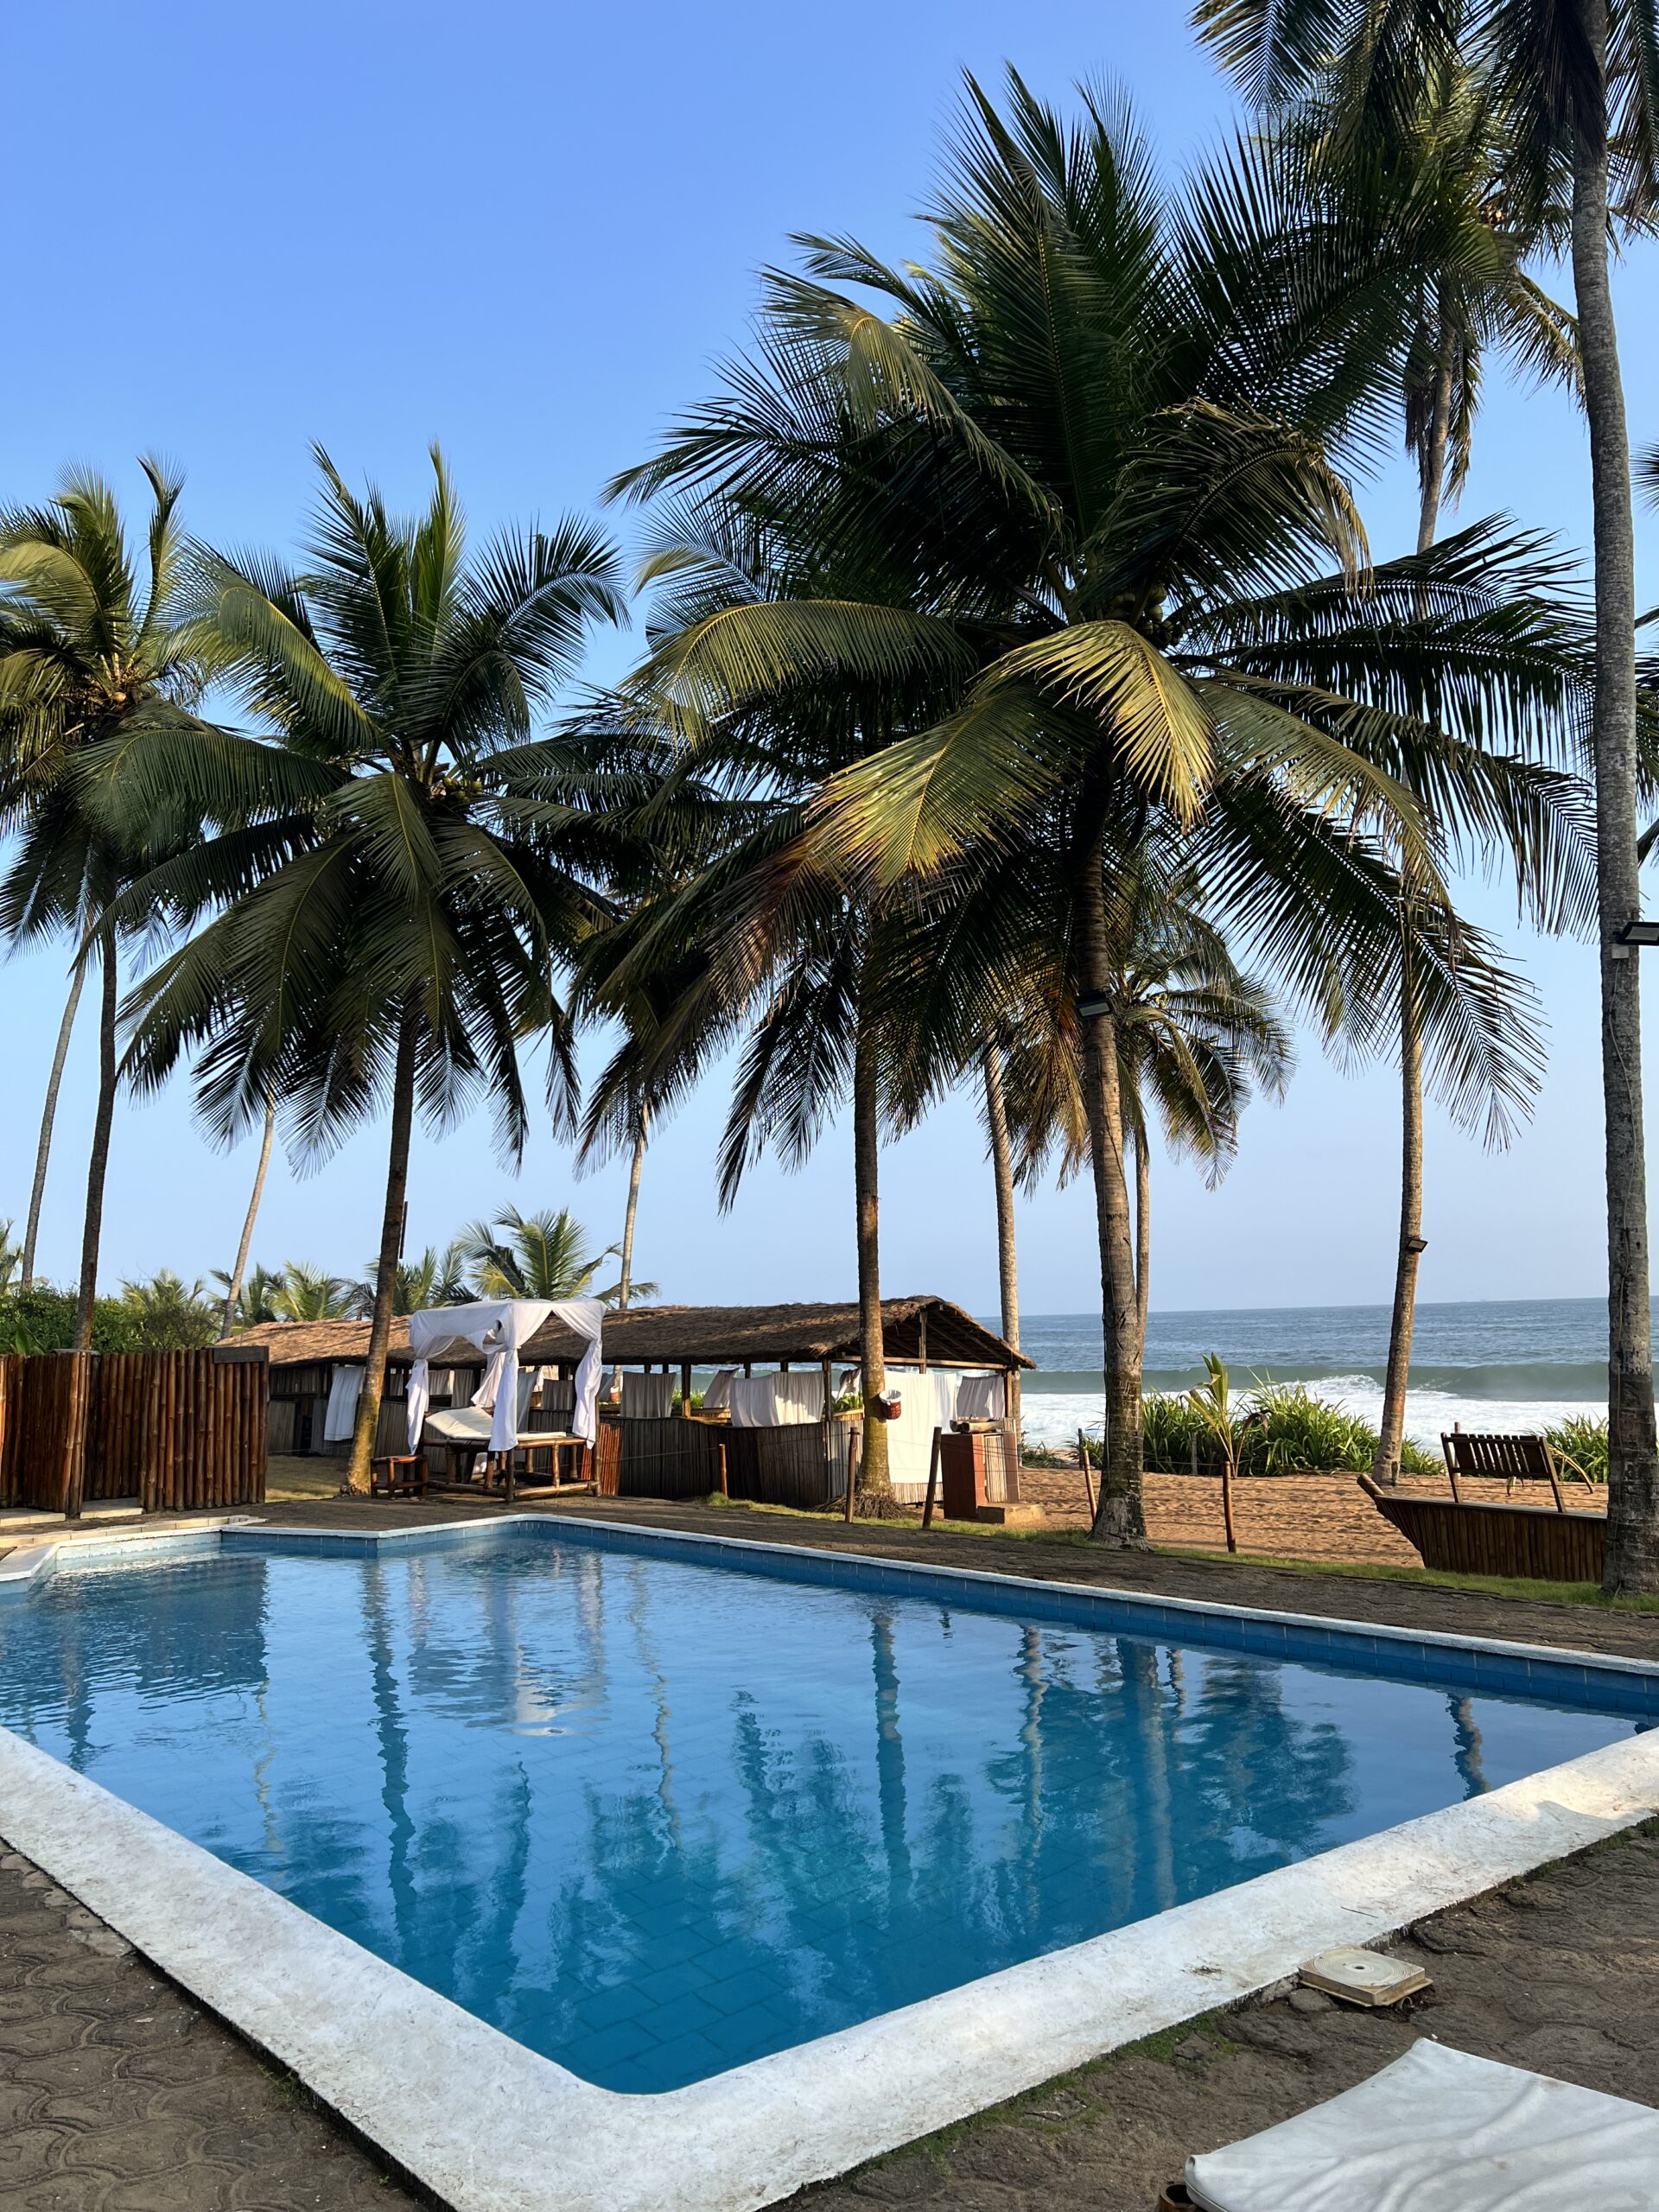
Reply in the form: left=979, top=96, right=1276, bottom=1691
left=1161, top=1543, right=1659, bottom=1611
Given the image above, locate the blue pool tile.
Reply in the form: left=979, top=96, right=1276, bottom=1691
left=577, top=2018, right=661, bottom=2074
left=578, top=1981, right=653, bottom=2031
left=702, top=1966, right=783, bottom=2017
left=643, top=2029, right=729, bottom=2086
left=635, top=1961, right=713, bottom=2006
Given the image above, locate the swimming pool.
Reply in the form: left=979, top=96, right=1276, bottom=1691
left=0, top=1518, right=1649, bottom=2095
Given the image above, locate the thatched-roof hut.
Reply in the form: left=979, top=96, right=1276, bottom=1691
left=226, top=1298, right=1027, bottom=1482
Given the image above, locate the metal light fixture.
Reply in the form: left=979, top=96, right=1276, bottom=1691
left=1076, top=991, right=1113, bottom=1019
left=1613, top=918, right=1659, bottom=956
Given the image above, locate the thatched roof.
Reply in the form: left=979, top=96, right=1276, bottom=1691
left=219, top=1319, right=409, bottom=1368
left=225, top=1298, right=1027, bottom=1374
left=527, top=1298, right=1027, bottom=1370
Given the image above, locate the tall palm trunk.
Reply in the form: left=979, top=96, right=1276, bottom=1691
left=1077, top=816, right=1147, bottom=1546
left=71, top=929, right=119, bottom=1351
left=220, top=1091, right=276, bottom=1338
left=853, top=976, right=890, bottom=1503
left=346, top=1015, right=418, bottom=1494
left=1376, top=321, right=1453, bottom=1484
left=1133, top=1124, right=1151, bottom=1363
left=1571, top=24, right=1658, bottom=1593
left=616, top=1106, right=648, bottom=1313
left=22, top=963, right=86, bottom=1288
left=1375, top=925, right=1426, bottom=1483
left=982, top=1040, right=1022, bottom=1450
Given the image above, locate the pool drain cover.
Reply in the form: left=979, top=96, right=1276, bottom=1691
left=1299, top=1946, right=1430, bottom=2006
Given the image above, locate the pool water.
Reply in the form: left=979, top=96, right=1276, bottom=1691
left=0, top=1529, right=1640, bottom=2093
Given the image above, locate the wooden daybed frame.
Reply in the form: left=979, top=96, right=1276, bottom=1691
left=1360, top=1429, right=1605, bottom=1582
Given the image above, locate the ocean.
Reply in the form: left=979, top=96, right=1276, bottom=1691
left=997, top=1299, right=1616, bottom=1451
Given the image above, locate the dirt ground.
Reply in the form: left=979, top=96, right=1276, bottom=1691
left=264, top=1450, right=1600, bottom=1569
left=1015, top=1460, right=1603, bottom=1565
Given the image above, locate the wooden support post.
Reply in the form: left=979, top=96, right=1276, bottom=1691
left=918, top=1309, right=928, bottom=1373
left=716, top=1439, right=729, bottom=1497
left=921, top=1426, right=943, bottom=1529
left=1542, top=1441, right=1567, bottom=1516
left=1442, top=1424, right=1464, bottom=1504
left=821, top=1356, right=834, bottom=1507
left=680, top=1360, right=692, bottom=1414
left=1078, top=1427, right=1096, bottom=1519
left=843, top=1422, right=860, bottom=1522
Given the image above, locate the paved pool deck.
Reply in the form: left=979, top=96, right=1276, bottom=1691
left=3, top=1819, right=1656, bottom=2212
left=3, top=1493, right=1656, bottom=2209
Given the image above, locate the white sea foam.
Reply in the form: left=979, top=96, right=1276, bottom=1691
left=1020, top=1377, right=1602, bottom=1454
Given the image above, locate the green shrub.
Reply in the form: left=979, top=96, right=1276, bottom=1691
left=0, top=1287, right=148, bottom=1355
left=1541, top=1414, right=1608, bottom=1485
left=1134, top=1378, right=1438, bottom=1477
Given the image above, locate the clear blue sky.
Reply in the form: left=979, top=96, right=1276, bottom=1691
left=3, top=0, right=1655, bottom=1317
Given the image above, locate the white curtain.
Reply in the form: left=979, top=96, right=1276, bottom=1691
left=882, top=1369, right=969, bottom=1495
left=406, top=1297, right=605, bottom=1452
left=702, top=1369, right=735, bottom=1412
left=322, top=1363, right=364, bottom=1443
left=728, top=1370, right=826, bottom=1428
left=955, top=1373, right=1007, bottom=1421
left=620, top=1371, right=676, bottom=1420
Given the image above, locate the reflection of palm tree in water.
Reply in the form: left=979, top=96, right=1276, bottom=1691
left=869, top=1608, right=912, bottom=1914
left=1449, top=1694, right=1488, bottom=1795
left=360, top=1563, right=419, bottom=1962
left=626, top=1567, right=682, bottom=1846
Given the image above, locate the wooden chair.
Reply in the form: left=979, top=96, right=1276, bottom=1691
left=370, top=1452, right=427, bottom=1499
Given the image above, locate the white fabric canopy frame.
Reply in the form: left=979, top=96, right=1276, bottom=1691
left=404, top=1299, right=604, bottom=1454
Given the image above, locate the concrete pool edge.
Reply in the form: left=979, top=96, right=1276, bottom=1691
left=3, top=1522, right=1658, bottom=2212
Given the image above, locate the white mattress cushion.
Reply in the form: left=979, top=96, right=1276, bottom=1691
left=1187, top=2039, right=1659, bottom=2212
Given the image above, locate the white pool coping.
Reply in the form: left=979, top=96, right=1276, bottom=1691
left=2, top=1516, right=1657, bottom=2212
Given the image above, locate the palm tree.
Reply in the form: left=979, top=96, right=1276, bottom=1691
left=212, top=1259, right=283, bottom=1328
left=1192, top=0, right=1659, bottom=1586
left=0, top=461, right=216, bottom=1341
left=95, top=448, right=626, bottom=1489
left=1195, top=13, right=1598, bottom=1492
left=219, top=1089, right=277, bottom=1338
left=996, top=858, right=1296, bottom=1363
left=613, top=73, right=1590, bottom=1541
left=459, top=1205, right=647, bottom=1304
left=352, top=1239, right=470, bottom=1318
left=270, top=1262, right=359, bottom=1322
left=594, top=466, right=967, bottom=1507
left=117, top=1269, right=219, bottom=1350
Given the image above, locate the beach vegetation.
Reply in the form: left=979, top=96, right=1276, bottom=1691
left=0, top=461, right=223, bottom=1344
left=619, top=70, right=1590, bottom=1548
left=1192, top=0, right=1659, bottom=1581
left=86, top=447, right=627, bottom=1491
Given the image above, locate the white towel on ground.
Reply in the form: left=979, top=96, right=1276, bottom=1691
left=1186, top=2040, right=1659, bottom=2212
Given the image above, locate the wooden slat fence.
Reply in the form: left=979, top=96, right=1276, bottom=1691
left=0, top=1347, right=266, bottom=1517
left=596, top=1414, right=853, bottom=1510
left=724, top=1421, right=851, bottom=1510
